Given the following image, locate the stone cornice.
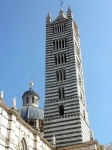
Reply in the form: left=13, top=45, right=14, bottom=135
left=56, top=140, right=100, bottom=150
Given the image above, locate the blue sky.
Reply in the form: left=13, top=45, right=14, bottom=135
left=0, top=0, right=112, bottom=145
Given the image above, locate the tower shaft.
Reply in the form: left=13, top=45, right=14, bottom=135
left=44, top=8, right=90, bottom=147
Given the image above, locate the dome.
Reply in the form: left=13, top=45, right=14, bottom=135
left=17, top=82, right=44, bottom=131
left=22, top=82, right=40, bottom=107
left=17, top=105, right=44, bottom=121
left=22, top=90, right=39, bottom=98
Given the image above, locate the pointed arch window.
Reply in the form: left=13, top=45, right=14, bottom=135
left=59, top=105, right=64, bottom=116
left=53, top=23, right=66, bottom=34
left=53, top=38, right=67, bottom=50
left=54, top=53, right=66, bottom=65
left=56, top=70, right=66, bottom=81
left=19, top=138, right=27, bottom=150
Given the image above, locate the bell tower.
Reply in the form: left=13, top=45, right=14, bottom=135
left=44, top=7, right=91, bottom=147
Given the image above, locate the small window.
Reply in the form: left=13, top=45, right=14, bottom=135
left=83, top=110, right=85, bottom=119
left=59, top=105, right=64, bottom=116
left=26, top=97, right=29, bottom=103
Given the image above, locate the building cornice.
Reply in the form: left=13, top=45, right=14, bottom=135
left=56, top=140, right=101, bottom=150
left=0, top=101, right=53, bottom=149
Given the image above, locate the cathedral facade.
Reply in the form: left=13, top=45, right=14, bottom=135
left=0, top=7, right=107, bottom=150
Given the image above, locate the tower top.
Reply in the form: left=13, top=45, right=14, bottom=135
left=67, top=6, right=73, bottom=19
left=54, top=9, right=67, bottom=21
left=46, top=12, right=52, bottom=24
left=67, top=5, right=72, bottom=12
left=46, top=12, right=51, bottom=18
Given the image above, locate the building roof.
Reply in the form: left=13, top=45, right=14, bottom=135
left=17, top=105, right=44, bottom=120
left=22, top=90, right=39, bottom=99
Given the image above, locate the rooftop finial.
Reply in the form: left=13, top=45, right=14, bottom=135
left=67, top=5, right=73, bottom=19
left=67, top=5, right=72, bottom=12
left=47, top=12, right=51, bottom=18
left=46, top=12, right=52, bottom=24
left=12, top=97, right=16, bottom=109
left=30, top=80, right=34, bottom=90
left=90, top=129, right=94, bottom=140
left=0, top=91, right=4, bottom=102
left=52, top=135, right=56, bottom=147
left=0, top=91, right=4, bottom=99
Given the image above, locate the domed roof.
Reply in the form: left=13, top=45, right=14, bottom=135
left=22, top=90, right=39, bottom=99
left=17, top=105, right=44, bottom=120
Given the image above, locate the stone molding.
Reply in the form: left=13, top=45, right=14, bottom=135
left=56, top=140, right=102, bottom=150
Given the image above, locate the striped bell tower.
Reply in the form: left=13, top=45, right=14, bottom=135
left=44, top=7, right=91, bottom=147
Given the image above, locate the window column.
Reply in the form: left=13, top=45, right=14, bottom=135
left=59, top=71, right=61, bottom=81
left=61, top=39, right=62, bottom=49
left=61, top=88, right=64, bottom=99
left=62, top=54, right=65, bottom=63
left=62, top=70, right=64, bottom=80
left=60, top=55, right=62, bottom=64
left=58, top=39, right=60, bottom=50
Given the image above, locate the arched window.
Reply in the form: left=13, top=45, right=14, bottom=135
left=56, top=70, right=65, bottom=81
left=32, top=96, right=35, bottom=103
left=59, top=105, right=64, bottom=116
left=19, top=138, right=27, bottom=150
left=26, top=96, right=29, bottom=103
left=54, top=53, right=66, bottom=65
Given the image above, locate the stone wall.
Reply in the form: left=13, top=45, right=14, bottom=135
left=0, top=100, right=53, bottom=150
